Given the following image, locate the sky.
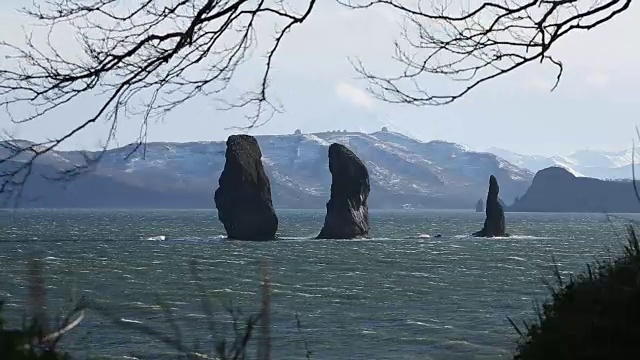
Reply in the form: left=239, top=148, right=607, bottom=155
left=0, top=1, right=638, bottom=156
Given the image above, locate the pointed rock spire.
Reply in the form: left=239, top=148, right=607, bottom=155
left=472, top=175, right=508, bottom=237
left=214, top=135, right=278, bottom=240
left=317, top=143, right=370, bottom=239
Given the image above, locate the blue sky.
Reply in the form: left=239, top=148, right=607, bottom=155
left=0, top=1, right=638, bottom=156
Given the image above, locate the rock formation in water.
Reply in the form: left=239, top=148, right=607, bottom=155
left=508, top=166, right=640, bottom=213
left=214, top=135, right=278, bottom=240
left=472, top=175, right=508, bottom=237
left=475, top=199, right=484, bottom=212
left=317, top=143, right=370, bottom=239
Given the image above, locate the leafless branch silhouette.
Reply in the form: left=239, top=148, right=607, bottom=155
left=85, top=259, right=274, bottom=359
left=631, top=126, right=640, bottom=204
left=0, top=0, right=317, bottom=204
left=0, top=0, right=631, bottom=205
left=257, top=260, right=271, bottom=360
left=1, top=257, right=85, bottom=358
left=338, top=0, right=631, bottom=106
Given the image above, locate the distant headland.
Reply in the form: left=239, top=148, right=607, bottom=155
left=2, top=129, right=639, bottom=212
left=508, top=167, right=640, bottom=213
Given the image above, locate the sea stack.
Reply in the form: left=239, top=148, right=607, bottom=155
left=472, top=175, right=508, bottom=237
left=475, top=199, right=484, bottom=212
left=214, top=135, right=278, bottom=240
left=317, top=143, right=370, bottom=239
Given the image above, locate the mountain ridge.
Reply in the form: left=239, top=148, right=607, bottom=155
left=0, top=130, right=534, bottom=209
left=487, top=147, right=640, bottom=180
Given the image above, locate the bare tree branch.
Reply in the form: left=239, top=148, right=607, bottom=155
left=0, top=0, right=631, bottom=205
left=257, top=260, right=271, bottom=360
left=0, top=0, right=317, bottom=204
left=632, top=126, right=640, bottom=204
left=338, top=0, right=631, bottom=106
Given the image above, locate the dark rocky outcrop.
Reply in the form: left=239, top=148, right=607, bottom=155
left=214, top=135, right=278, bottom=240
left=472, top=175, right=508, bottom=237
left=317, top=143, right=370, bottom=239
left=508, top=166, right=640, bottom=213
left=475, top=199, right=484, bottom=212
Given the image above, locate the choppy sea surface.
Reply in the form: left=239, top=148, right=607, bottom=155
left=0, top=209, right=638, bottom=359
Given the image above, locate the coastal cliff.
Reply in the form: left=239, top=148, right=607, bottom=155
left=508, top=167, right=640, bottom=213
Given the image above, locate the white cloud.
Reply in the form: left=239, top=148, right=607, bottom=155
left=584, top=72, right=610, bottom=87
left=0, top=1, right=638, bottom=154
left=334, top=82, right=374, bottom=110
left=522, top=78, right=554, bottom=92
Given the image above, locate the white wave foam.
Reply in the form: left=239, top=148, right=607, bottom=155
left=145, top=235, right=228, bottom=242
left=507, top=235, right=555, bottom=239
left=277, top=236, right=316, bottom=240
left=278, top=236, right=392, bottom=241
left=172, top=235, right=226, bottom=242
left=406, top=320, right=441, bottom=328
left=143, top=234, right=555, bottom=242
left=453, top=234, right=555, bottom=240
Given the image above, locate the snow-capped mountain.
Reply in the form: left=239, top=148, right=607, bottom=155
left=0, top=130, right=533, bottom=209
left=486, top=147, right=640, bottom=180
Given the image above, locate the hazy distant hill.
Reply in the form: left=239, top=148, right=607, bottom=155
left=0, top=130, right=534, bottom=209
left=508, top=167, right=640, bottom=213
left=488, top=147, right=640, bottom=180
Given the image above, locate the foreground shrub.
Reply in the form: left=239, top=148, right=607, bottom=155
left=1, top=258, right=81, bottom=360
left=512, top=225, right=640, bottom=359
left=0, top=258, right=284, bottom=360
left=0, top=302, right=70, bottom=360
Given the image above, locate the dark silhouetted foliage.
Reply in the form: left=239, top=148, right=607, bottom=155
left=511, top=225, right=640, bottom=359
left=0, top=302, right=71, bottom=360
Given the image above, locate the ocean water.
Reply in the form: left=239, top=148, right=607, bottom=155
left=0, top=209, right=638, bottom=359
